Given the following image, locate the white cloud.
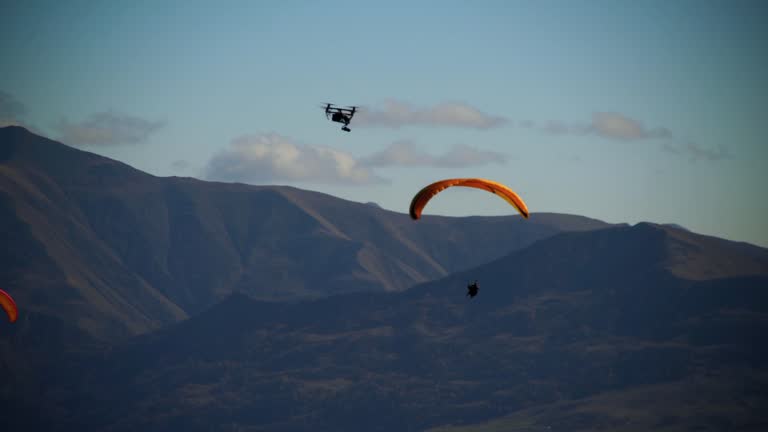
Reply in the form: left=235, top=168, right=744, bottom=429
left=522, top=112, right=726, bottom=162
left=0, top=119, right=25, bottom=128
left=0, top=90, right=29, bottom=129
left=360, top=140, right=508, bottom=168
left=0, top=90, right=45, bottom=134
left=661, top=142, right=731, bottom=162
left=0, top=90, right=27, bottom=126
left=589, top=112, right=671, bottom=140
left=205, top=133, right=384, bottom=185
left=354, top=99, right=508, bottom=129
left=56, top=111, right=165, bottom=146
left=530, top=112, right=672, bottom=141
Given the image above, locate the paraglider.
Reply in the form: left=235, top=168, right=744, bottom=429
left=408, top=178, right=529, bottom=299
left=409, top=178, right=530, bottom=220
left=0, top=289, right=18, bottom=323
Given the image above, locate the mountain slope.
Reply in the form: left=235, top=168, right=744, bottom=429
left=17, top=222, right=767, bottom=431
left=1, top=125, right=614, bottom=339
left=427, top=376, right=768, bottom=432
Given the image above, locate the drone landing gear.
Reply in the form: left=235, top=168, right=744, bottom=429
left=341, top=126, right=351, bottom=132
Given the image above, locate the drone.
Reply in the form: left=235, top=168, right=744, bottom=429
left=322, top=103, right=358, bottom=132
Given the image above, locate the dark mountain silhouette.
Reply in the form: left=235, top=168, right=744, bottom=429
left=0, top=126, right=614, bottom=340
left=8, top=222, right=766, bottom=431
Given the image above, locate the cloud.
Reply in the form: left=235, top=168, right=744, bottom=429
left=529, top=112, right=672, bottom=141
left=527, top=112, right=730, bottom=163
left=360, top=140, right=508, bottom=168
left=0, top=90, right=27, bottom=127
left=540, top=120, right=590, bottom=136
left=0, top=119, right=26, bottom=128
left=354, top=100, right=508, bottom=129
left=0, top=90, right=45, bottom=134
left=589, top=112, right=671, bottom=140
left=56, top=111, right=165, bottom=146
left=171, top=160, right=190, bottom=171
left=205, top=133, right=384, bottom=185
left=568, top=154, right=582, bottom=162
left=0, top=90, right=26, bottom=120
left=661, top=142, right=731, bottom=162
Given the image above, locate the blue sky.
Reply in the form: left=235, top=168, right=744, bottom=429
left=2, top=1, right=766, bottom=246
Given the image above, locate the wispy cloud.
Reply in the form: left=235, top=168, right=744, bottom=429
left=589, top=112, right=671, bottom=141
left=56, top=111, right=165, bottom=146
left=171, top=160, right=190, bottom=171
left=0, top=90, right=27, bottom=127
left=354, top=100, right=508, bottom=129
left=661, top=142, right=732, bottom=162
left=360, top=140, right=508, bottom=168
left=0, top=90, right=45, bottom=134
left=205, top=133, right=385, bottom=185
left=536, top=120, right=590, bottom=136
left=568, top=154, right=582, bottom=162
left=527, top=112, right=672, bottom=141
left=0, top=90, right=27, bottom=122
left=518, top=111, right=727, bottom=162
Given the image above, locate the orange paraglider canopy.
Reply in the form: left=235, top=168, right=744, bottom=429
left=0, top=289, right=18, bottom=323
left=409, top=178, right=529, bottom=220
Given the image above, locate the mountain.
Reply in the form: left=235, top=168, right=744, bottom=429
left=0, top=125, right=613, bottom=341
left=12, top=222, right=766, bottom=431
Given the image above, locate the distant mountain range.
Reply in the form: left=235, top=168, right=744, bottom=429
left=0, top=126, right=614, bottom=340
left=1, top=126, right=766, bottom=431
left=9, top=222, right=768, bottom=431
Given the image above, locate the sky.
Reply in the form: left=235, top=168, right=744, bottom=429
left=1, top=0, right=767, bottom=246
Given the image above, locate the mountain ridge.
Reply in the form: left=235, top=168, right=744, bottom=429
left=1, top=125, right=617, bottom=340
left=14, top=221, right=766, bottom=431
left=2, top=125, right=766, bottom=430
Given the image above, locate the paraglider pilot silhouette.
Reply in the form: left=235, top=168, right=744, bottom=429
left=466, top=280, right=479, bottom=298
